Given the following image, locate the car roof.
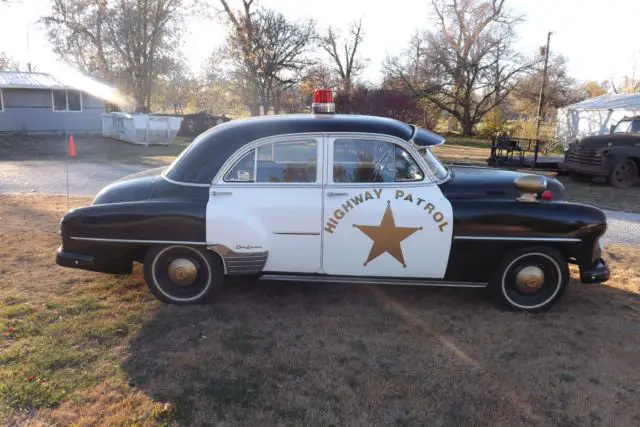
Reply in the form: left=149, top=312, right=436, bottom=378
left=165, top=113, right=444, bottom=184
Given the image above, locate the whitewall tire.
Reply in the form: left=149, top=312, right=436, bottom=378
left=143, top=245, right=223, bottom=305
left=490, top=246, right=569, bottom=313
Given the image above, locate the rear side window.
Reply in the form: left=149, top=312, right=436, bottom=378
left=224, top=139, right=318, bottom=183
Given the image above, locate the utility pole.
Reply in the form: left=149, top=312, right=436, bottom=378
left=535, top=31, right=552, bottom=141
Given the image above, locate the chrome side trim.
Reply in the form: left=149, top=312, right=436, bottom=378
left=161, top=174, right=211, bottom=188
left=454, top=236, right=581, bottom=242
left=207, top=244, right=268, bottom=275
left=273, top=232, right=320, bottom=236
left=70, top=237, right=207, bottom=245
left=259, top=274, right=487, bottom=288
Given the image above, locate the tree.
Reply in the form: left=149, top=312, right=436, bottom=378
left=42, top=0, right=185, bottom=111
left=0, top=52, right=20, bottom=71
left=384, top=0, right=535, bottom=136
left=583, top=80, right=607, bottom=98
left=512, top=54, right=586, bottom=118
left=318, top=18, right=367, bottom=94
left=335, top=84, right=425, bottom=125
left=218, top=0, right=316, bottom=115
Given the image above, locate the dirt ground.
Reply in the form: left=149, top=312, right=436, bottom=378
left=1, top=195, right=639, bottom=426
left=0, top=134, right=189, bottom=167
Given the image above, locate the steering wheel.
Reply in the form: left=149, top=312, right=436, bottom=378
left=370, top=150, right=392, bottom=182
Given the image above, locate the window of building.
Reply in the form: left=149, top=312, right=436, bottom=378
left=52, top=89, right=83, bottom=112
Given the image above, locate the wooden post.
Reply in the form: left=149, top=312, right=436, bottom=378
left=535, top=31, right=553, bottom=141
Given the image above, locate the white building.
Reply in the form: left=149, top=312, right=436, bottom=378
left=556, top=93, right=640, bottom=149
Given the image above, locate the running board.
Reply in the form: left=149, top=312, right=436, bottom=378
left=259, top=274, right=488, bottom=288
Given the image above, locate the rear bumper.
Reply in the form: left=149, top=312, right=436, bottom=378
left=56, top=246, right=132, bottom=274
left=579, top=257, right=610, bottom=284
left=56, top=247, right=96, bottom=269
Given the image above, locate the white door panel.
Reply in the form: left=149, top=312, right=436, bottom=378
left=322, top=186, right=452, bottom=278
left=207, top=186, right=322, bottom=273
left=206, top=135, right=323, bottom=274
left=321, top=135, right=453, bottom=279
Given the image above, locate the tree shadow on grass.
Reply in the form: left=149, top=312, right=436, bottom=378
left=122, top=263, right=640, bottom=426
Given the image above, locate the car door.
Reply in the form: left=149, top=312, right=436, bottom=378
left=206, top=134, right=324, bottom=274
left=321, top=134, right=453, bottom=279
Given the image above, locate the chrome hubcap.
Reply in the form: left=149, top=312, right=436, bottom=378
left=168, top=258, right=198, bottom=286
left=515, top=266, right=545, bottom=293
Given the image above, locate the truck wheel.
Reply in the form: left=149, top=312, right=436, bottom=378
left=489, top=246, right=569, bottom=313
left=143, top=245, right=224, bottom=305
left=609, top=158, right=638, bottom=188
left=571, top=172, right=592, bottom=183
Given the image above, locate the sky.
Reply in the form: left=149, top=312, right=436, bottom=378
left=1, top=0, right=640, bottom=87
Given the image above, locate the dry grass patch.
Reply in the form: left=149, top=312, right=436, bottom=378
left=432, top=140, right=640, bottom=213
left=558, top=178, right=640, bottom=213
left=0, top=195, right=639, bottom=426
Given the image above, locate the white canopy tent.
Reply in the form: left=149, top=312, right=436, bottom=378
left=556, top=93, right=640, bottom=149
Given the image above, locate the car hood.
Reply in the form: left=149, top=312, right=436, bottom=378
left=92, top=166, right=166, bottom=205
left=577, top=133, right=640, bottom=148
left=440, top=165, right=566, bottom=200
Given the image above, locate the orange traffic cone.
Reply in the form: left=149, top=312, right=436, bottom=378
left=68, top=135, right=76, bottom=157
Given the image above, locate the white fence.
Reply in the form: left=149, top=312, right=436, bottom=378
left=102, top=112, right=183, bottom=146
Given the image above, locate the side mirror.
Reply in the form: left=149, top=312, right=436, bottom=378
left=610, top=124, right=615, bottom=134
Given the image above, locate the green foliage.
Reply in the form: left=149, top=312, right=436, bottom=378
left=476, top=108, right=509, bottom=138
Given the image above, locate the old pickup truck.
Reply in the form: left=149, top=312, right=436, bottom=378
left=561, top=116, right=640, bottom=187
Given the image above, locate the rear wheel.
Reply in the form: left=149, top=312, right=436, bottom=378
left=609, top=158, right=638, bottom=188
left=489, top=246, right=569, bottom=313
left=143, top=245, right=224, bottom=305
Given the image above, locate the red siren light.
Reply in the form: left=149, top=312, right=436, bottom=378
left=311, top=88, right=335, bottom=114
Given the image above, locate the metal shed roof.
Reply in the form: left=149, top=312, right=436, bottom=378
left=0, top=72, right=67, bottom=89
left=563, top=92, right=640, bottom=110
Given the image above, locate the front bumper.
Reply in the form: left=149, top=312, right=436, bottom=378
left=579, top=257, right=610, bottom=284
left=558, top=161, right=609, bottom=176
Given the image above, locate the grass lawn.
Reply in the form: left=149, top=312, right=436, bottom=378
left=1, top=195, right=639, bottom=425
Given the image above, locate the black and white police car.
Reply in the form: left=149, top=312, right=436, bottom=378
left=56, top=89, right=610, bottom=312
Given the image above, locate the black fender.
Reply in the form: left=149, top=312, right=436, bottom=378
left=60, top=200, right=207, bottom=269
left=603, top=148, right=640, bottom=170
left=444, top=199, right=607, bottom=283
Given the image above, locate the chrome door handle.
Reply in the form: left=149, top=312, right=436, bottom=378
left=326, top=191, right=348, bottom=197
left=211, top=190, right=232, bottom=196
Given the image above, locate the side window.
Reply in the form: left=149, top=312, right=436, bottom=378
left=224, top=149, right=255, bottom=182
left=256, top=139, right=317, bottom=182
left=332, top=138, right=423, bottom=183
left=224, top=139, right=318, bottom=183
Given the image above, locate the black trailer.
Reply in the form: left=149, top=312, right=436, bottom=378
left=487, top=135, right=564, bottom=171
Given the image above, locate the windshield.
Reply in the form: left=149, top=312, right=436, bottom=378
left=612, top=119, right=640, bottom=134
left=416, top=147, right=449, bottom=181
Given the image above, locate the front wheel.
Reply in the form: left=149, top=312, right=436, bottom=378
left=489, top=246, right=569, bottom=313
left=609, top=158, right=638, bottom=188
left=143, top=245, right=224, bottom=305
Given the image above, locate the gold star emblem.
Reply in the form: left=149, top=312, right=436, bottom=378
left=353, top=201, right=422, bottom=267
